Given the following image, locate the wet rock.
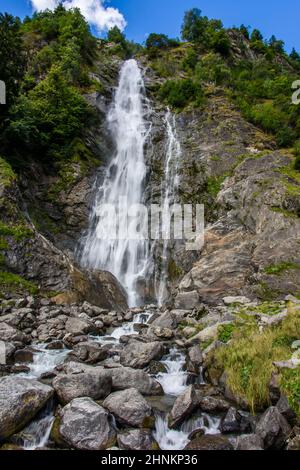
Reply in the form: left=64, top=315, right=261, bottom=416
left=58, top=397, right=116, bottom=450
left=53, top=369, right=112, bottom=404
left=276, top=395, right=297, bottom=427
left=188, top=428, right=205, bottom=441
left=147, top=361, right=167, bottom=375
left=71, top=342, right=108, bottom=364
left=256, top=406, right=291, bottom=449
left=14, top=348, right=35, bottom=363
left=188, top=345, right=203, bottom=368
left=103, top=388, right=154, bottom=428
left=185, top=434, right=233, bottom=451
left=269, top=372, right=281, bottom=405
left=120, top=341, right=164, bottom=369
left=235, top=434, right=264, bottom=450
left=287, top=435, right=300, bottom=450
left=220, top=407, right=254, bottom=434
left=117, top=429, right=159, bottom=450
left=169, top=385, right=199, bottom=428
left=107, top=367, right=163, bottom=396
left=0, top=376, right=53, bottom=440
left=198, top=396, right=230, bottom=413
left=45, top=340, right=65, bottom=350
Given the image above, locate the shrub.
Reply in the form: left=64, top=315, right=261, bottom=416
left=159, top=78, right=204, bottom=109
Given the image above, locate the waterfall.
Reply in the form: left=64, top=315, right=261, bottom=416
left=156, top=110, right=182, bottom=306
left=80, top=60, right=151, bottom=307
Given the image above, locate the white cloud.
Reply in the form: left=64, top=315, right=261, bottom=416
left=30, top=0, right=127, bottom=32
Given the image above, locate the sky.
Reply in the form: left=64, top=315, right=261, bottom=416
left=1, top=0, right=299, bottom=52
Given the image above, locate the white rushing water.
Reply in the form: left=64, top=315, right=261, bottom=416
left=95, top=311, right=153, bottom=344
left=156, top=110, right=182, bottom=306
left=156, top=348, right=188, bottom=396
left=19, top=400, right=55, bottom=451
left=154, top=412, right=221, bottom=451
left=25, top=346, right=69, bottom=379
left=80, top=60, right=151, bottom=307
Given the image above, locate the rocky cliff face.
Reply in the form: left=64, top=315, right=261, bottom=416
left=140, top=57, right=300, bottom=307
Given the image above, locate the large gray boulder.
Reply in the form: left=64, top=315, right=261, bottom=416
left=53, top=370, right=112, bottom=404
left=255, top=406, right=291, bottom=449
left=58, top=397, right=116, bottom=450
left=103, top=388, right=154, bottom=428
left=0, top=376, right=53, bottom=440
left=185, top=434, right=233, bottom=450
left=65, top=317, right=100, bottom=336
left=235, top=434, right=264, bottom=450
left=169, top=385, right=199, bottom=428
left=0, top=322, right=28, bottom=344
left=120, top=341, right=164, bottom=369
left=117, top=429, right=159, bottom=450
left=107, top=367, right=163, bottom=396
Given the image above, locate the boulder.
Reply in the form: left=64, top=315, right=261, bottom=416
left=185, top=434, right=233, bottom=451
left=71, top=342, right=107, bottom=364
left=150, top=311, right=178, bottom=330
left=276, top=395, right=297, bottom=427
left=169, top=385, right=199, bottom=428
left=220, top=407, right=254, bottom=434
left=120, top=341, right=164, bottom=369
left=58, top=397, right=116, bottom=450
left=53, top=370, right=112, bottom=404
left=223, top=296, right=251, bottom=306
left=65, top=317, right=99, bottom=336
left=107, top=367, right=163, bottom=396
left=287, top=435, right=300, bottom=451
left=0, top=376, right=53, bottom=440
left=198, top=396, right=230, bottom=414
left=103, top=388, right=154, bottom=428
left=0, top=322, right=28, bottom=344
left=175, top=291, right=200, bottom=310
left=235, top=434, right=264, bottom=450
left=188, top=345, right=203, bottom=368
left=256, top=406, right=291, bottom=449
left=117, top=429, right=159, bottom=450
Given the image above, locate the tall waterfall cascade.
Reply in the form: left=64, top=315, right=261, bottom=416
left=80, top=59, right=151, bottom=307
left=156, top=110, right=182, bottom=306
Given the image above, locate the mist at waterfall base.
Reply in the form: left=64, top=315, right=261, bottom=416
left=80, top=60, right=151, bottom=307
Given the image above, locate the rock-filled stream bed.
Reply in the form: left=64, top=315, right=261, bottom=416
left=0, top=297, right=274, bottom=451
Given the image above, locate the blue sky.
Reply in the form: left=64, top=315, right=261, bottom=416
left=1, top=0, right=299, bottom=52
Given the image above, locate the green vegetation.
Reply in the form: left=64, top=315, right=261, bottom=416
left=1, top=6, right=98, bottom=167
left=159, top=78, right=204, bottom=110
left=280, top=368, right=300, bottom=417
left=0, top=271, right=38, bottom=296
left=181, top=8, right=230, bottom=56
left=0, top=157, right=16, bottom=186
left=0, top=221, right=33, bottom=241
left=218, top=323, right=236, bottom=343
left=208, top=302, right=300, bottom=413
left=264, top=262, right=300, bottom=276
left=146, top=33, right=180, bottom=58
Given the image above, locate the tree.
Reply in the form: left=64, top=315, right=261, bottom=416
left=146, top=33, right=172, bottom=50
left=290, top=48, right=300, bottom=62
left=181, top=8, right=209, bottom=43
left=8, top=65, right=91, bottom=160
left=250, top=29, right=264, bottom=42
left=240, top=24, right=250, bottom=40
left=0, top=13, right=25, bottom=108
left=269, top=35, right=285, bottom=54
